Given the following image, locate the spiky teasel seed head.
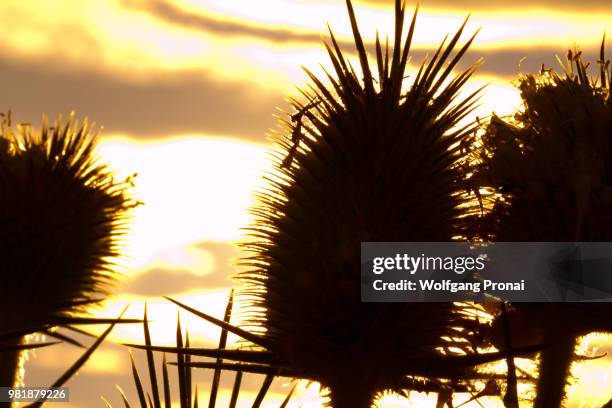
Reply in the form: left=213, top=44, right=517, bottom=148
left=236, top=1, right=493, bottom=406
left=473, top=40, right=611, bottom=407
left=0, top=112, right=136, bottom=332
left=473, top=42, right=612, bottom=340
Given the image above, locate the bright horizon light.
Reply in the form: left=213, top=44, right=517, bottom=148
left=97, top=136, right=269, bottom=269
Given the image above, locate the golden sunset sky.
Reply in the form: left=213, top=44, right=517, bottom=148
left=2, top=0, right=612, bottom=406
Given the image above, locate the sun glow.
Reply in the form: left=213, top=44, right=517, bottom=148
left=98, top=136, right=268, bottom=269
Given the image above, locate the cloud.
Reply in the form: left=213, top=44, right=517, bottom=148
left=359, top=0, right=612, bottom=12
left=0, top=46, right=604, bottom=131
left=194, top=240, right=242, bottom=264
left=123, top=0, right=325, bottom=45
left=0, top=56, right=287, bottom=142
left=122, top=267, right=234, bottom=296
left=117, top=0, right=608, bottom=78
left=124, top=0, right=610, bottom=49
left=122, top=241, right=240, bottom=296
left=0, top=33, right=606, bottom=144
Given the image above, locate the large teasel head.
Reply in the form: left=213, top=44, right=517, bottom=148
left=0, top=112, right=135, bottom=339
left=473, top=41, right=612, bottom=407
left=233, top=1, right=505, bottom=406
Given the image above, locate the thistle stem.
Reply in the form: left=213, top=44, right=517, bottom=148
left=501, top=303, right=519, bottom=408
left=0, top=340, right=22, bottom=408
left=534, top=335, right=575, bottom=408
left=328, top=384, right=374, bottom=408
left=0, top=310, right=23, bottom=408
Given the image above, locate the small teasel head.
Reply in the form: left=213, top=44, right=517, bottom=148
left=0, top=112, right=136, bottom=332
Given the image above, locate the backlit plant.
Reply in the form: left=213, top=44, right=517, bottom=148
left=0, top=112, right=135, bottom=390
left=227, top=0, right=511, bottom=406
left=474, top=40, right=612, bottom=407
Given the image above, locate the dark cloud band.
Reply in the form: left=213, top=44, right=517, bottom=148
left=124, top=0, right=609, bottom=49
left=123, top=0, right=325, bottom=44
left=0, top=56, right=287, bottom=142
left=0, top=44, right=606, bottom=141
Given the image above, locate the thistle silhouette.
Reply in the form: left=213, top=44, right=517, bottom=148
left=124, top=2, right=545, bottom=406
left=475, top=39, right=612, bottom=407
left=0, top=112, right=135, bottom=391
left=232, top=0, right=503, bottom=405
